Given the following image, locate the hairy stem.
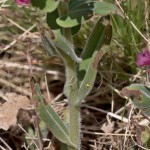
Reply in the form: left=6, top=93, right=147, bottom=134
left=58, top=2, right=80, bottom=149
left=65, top=60, right=80, bottom=150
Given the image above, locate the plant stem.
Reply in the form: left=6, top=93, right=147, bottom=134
left=57, top=1, right=73, bottom=43
left=66, top=61, right=80, bottom=150
left=58, top=2, right=80, bottom=149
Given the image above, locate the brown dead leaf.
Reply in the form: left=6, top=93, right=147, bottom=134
left=0, top=93, right=30, bottom=131
left=120, top=88, right=142, bottom=100
left=101, top=122, right=114, bottom=133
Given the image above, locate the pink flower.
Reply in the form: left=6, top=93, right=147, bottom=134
left=15, top=0, right=31, bottom=5
left=136, top=48, right=150, bottom=67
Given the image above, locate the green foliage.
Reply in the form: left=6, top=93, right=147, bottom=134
left=40, top=28, right=82, bottom=63
left=34, top=84, right=76, bottom=148
left=31, top=0, right=59, bottom=12
left=31, top=1, right=124, bottom=149
left=47, top=9, right=60, bottom=30
left=40, top=29, right=58, bottom=56
left=57, top=1, right=94, bottom=28
left=77, top=50, right=103, bottom=103
left=93, top=2, right=124, bottom=17
left=121, top=84, right=150, bottom=116
left=81, top=17, right=107, bottom=59
left=111, top=0, right=146, bottom=57
left=141, top=127, right=150, bottom=148
left=76, top=17, right=111, bottom=103
left=53, top=31, right=82, bottom=63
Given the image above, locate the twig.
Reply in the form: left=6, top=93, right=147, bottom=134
left=0, top=137, right=13, bottom=150
left=0, top=60, right=64, bottom=79
left=1, top=24, right=36, bottom=52
left=123, top=105, right=134, bottom=150
left=81, top=131, right=136, bottom=137
left=44, top=74, right=51, bottom=102
left=81, top=104, right=129, bottom=123
left=6, top=17, right=38, bottom=38
left=26, top=42, right=43, bottom=150
left=0, top=145, right=7, bottom=150
left=0, top=91, right=9, bottom=101
left=18, top=124, right=39, bottom=149
left=0, top=78, right=31, bottom=96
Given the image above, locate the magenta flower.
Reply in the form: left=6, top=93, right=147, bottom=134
left=136, top=48, right=150, bottom=67
left=15, top=0, right=31, bottom=5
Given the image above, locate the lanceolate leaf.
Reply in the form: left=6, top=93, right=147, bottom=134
left=34, top=84, right=76, bottom=148
left=77, top=18, right=111, bottom=103
left=41, top=31, right=58, bottom=56
left=77, top=50, right=105, bottom=103
left=39, top=104, right=76, bottom=148
left=78, top=17, right=110, bottom=84
left=53, top=31, right=82, bottom=63
left=81, top=17, right=106, bottom=59
left=31, top=0, right=60, bottom=12
left=121, top=84, right=150, bottom=116
left=40, top=27, right=82, bottom=63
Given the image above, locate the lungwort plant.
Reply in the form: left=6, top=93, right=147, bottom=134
left=17, top=0, right=124, bottom=149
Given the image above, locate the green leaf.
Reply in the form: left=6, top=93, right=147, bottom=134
left=121, top=84, right=150, bottom=116
left=47, top=10, right=81, bottom=34
left=47, top=10, right=60, bottom=30
left=53, top=31, right=82, bottom=63
left=57, top=2, right=94, bottom=28
left=71, top=24, right=81, bottom=35
left=77, top=49, right=105, bottom=103
left=39, top=28, right=82, bottom=63
left=69, top=0, right=87, bottom=9
left=39, top=104, right=76, bottom=148
left=93, top=2, right=124, bottom=17
left=34, top=84, right=76, bottom=148
left=81, top=17, right=107, bottom=59
left=76, top=17, right=111, bottom=103
left=31, top=0, right=60, bottom=12
left=41, top=30, right=58, bottom=56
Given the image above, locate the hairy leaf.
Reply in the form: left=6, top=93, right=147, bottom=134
left=53, top=31, right=82, bottom=63
left=76, top=18, right=111, bottom=103
left=34, top=84, right=76, bottom=148
left=41, top=30, right=58, bottom=56
left=40, top=28, right=82, bottom=63
left=77, top=49, right=105, bottom=103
